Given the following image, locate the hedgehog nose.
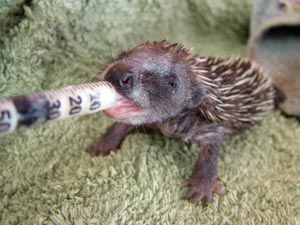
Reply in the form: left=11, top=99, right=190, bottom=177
left=105, top=64, right=136, bottom=90
left=119, top=72, right=134, bottom=89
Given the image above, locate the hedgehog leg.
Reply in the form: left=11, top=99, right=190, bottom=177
left=183, top=128, right=227, bottom=206
left=87, top=122, right=137, bottom=156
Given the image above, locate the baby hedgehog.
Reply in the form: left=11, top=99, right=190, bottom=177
left=87, top=40, right=275, bottom=206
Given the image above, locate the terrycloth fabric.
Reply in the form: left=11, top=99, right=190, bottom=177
left=248, top=0, right=300, bottom=116
left=0, top=0, right=299, bottom=224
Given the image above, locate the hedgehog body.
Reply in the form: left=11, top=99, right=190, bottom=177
left=154, top=41, right=275, bottom=128
left=89, top=41, right=275, bottom=205
left=194, top=56, right=274, bottom=126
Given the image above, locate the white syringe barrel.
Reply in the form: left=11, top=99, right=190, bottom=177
left=0, top=81, right=118, bottom=135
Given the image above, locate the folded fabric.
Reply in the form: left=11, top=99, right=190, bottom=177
left=248, top=0, right=300, bottom=116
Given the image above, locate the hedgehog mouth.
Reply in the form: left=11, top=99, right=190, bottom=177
left=103, top=95, right=147, bottom=120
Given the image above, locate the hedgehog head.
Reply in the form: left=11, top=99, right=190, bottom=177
left=102, top=41, right=206, bottom=124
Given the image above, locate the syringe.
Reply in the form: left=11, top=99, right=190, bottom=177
left=0, top=81, right=118, bottom=135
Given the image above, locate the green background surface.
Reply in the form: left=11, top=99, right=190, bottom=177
left=0, top=0, right=299, bottom=224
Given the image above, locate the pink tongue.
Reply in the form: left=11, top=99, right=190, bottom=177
left=103, top=98, right=145, bottom=119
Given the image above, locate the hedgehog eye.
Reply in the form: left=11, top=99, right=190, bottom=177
left=169, top=81, right=177, bottom=88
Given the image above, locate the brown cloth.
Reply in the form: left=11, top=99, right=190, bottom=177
left=248, top=0, right=300, bottom=116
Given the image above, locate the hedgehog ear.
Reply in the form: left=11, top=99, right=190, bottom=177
left=187, top=84, right=206, bottom=109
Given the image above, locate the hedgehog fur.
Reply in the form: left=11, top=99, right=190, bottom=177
left=156, top=40, right=275, bottom=126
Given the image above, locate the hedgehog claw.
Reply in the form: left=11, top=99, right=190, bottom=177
left=87, top=138, right=119, bottom=156
left=182, top=177, right=225, bottom=206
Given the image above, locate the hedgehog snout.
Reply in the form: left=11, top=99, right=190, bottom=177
left=104, top=63, right=138, bottom=96
left=118, top=71, right=134, bottom=89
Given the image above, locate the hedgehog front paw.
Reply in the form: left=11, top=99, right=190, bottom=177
left=182, top=177, right=225, bottom=206
left=86, top=138, right=119, bottom=157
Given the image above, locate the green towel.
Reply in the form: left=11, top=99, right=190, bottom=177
left=1, top=0, right=300, bottom=224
